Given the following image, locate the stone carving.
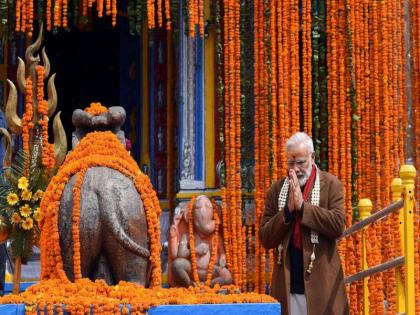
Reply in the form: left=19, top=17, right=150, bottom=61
left=71, top=106, right=126, bottom=148
left=168, top=195, right=232, bottom=288
left=157, top=126, right=164, bottom=152
left=181, top=142, right=193, bottom=179
left=59, top=107, right=150, bottom=286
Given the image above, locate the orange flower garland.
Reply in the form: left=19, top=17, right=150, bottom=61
left=40, top=131, right=162, bottom=287
left=165, top=0, right=171, bottom=29
left=15, top=0, right=21, bottom=31
left=16, top=0, right=175, bottom=34
left=22, top=78, right=34, bottom=162
left=221, top=0, right=243, bottom=291
left=0, top=279, right=276, bottom=315
left=157, top=0, right=162, bottom=28
left=84, top=102, right=109, bottom=116
left=220, top=188, right=231, bottom=271
left=208, top=199, right=222, bottom=286
left=187, top=196, right=199, bottom=285
left=111, top=0, right=117, bottom=26
left=21, top=0, right=26, bottom=33
left=35, top=66, right=55, bottom=169
left=187, top=197, right=220, bottom=288
left=72, top=168, right=88, bottom=280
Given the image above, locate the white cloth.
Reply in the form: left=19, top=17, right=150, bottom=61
left=290, top=294, right=307, bottom=315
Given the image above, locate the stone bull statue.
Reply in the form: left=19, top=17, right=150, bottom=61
left=57, top=106, right=151, bottom=286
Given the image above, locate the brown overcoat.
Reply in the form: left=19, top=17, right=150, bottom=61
left=259, top=170, right=349, bottom=315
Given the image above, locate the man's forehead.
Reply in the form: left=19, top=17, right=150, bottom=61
left=286, top=143, right=309, bottom=157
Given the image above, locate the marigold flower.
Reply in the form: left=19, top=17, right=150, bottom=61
left=22, top=217, right=34, bottom=230
left=12, top=212, right=21, bottom=224
left=21, top=190, right=33, bottom=201
left=7, top=193, right=19, bottom=206
left=18, top=177, right=29, bottom=190
left=84, top=102, right=108, bottom=116
left=20, top=204, right=32, bottom=217
left=33, top=189, right=44, bottom=201
left=33, top=208, right=41, bottom=222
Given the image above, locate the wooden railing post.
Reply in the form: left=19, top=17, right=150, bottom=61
left=391, top=177, right=405, bottom=313
left=358, top=198, right=372, bottom=315
left=400, top=164, right=416, bottom=315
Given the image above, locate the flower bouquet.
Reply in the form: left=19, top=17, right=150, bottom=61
left=0, top=151, right=51, bottom=262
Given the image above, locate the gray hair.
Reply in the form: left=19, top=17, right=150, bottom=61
left=285, top=132, right=314, bottom=154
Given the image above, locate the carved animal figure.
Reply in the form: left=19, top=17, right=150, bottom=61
left=168, top=195, right=232, bottom=287
left=57, top=106, right=151, bottom=286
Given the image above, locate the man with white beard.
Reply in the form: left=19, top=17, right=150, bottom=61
left=259, top=132, right=349, bottom=315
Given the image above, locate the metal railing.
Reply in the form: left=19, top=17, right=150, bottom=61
left=342, top=165, right=417, bottom=315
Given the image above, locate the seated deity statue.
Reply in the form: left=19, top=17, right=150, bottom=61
left=168, top=195, right=232, bottom=288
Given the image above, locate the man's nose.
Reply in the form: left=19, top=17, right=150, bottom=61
left=292, top=164, right=301, bottom=172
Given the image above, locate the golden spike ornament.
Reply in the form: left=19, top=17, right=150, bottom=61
left=0, top=128, right=11, bottom=169
left=16, top=58, right=26, bottom=93
left=53, top=112, right=67, bottom=167
left=41, top=48, right=51, bottom=79
left=5, top=79, right=22, bottom=134
left=47, top=73, right=57, bottom=117
left=3, top=23, right=67, bottom=170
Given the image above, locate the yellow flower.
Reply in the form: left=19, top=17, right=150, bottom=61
left=7, top=193, right=19, bottom=206
left=18, top=177, right=29, bottom=190
left=19, top=204, right=32, bottom=217
left=33, top=208, right=41, bottom=222
left=32, top=189, right=44, bottom=201
left=11, top=212, right=21, bottom=224
left=22, top=217, right=33, bottom=230
left=21, top=190, right=32, bottom=201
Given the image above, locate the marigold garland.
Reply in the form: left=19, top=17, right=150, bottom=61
left=186, top=197, right=220, bottom=287
left=16, top=0, right=174, bottom=35
left=40, top=131, right=162, bottom=287
left=72, top=168, right=88, bottom=280
left=35, top=66, right=55, bottom=170
left=221, top=0, right=244, bottom=291
left=84, top=102, right=109, bottom=116
left=0, top=279, right=276, bottom=315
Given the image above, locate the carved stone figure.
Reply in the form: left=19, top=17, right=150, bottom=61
left=168, top=195, right=232, bottom=287
left=58, top=107, right=151, bottom=286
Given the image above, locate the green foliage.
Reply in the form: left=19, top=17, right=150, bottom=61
left=240, top=0, right=254, bottom=188
left=312, top=0, right=328, bottom=171
left=0, top=0, right=8, bottom=38
left=128, top=0, right=147, bottom=36
left=10, top=228, right=36, bottom=262
left=344, top=0, right=359, bottom=220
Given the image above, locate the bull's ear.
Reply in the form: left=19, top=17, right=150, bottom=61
left=71, top=132, right=80, bottom=149
left=115, top=130, right=126, bottom=146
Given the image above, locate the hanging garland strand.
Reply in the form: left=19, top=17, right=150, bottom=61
left=11, top=0, right=176, bottom=35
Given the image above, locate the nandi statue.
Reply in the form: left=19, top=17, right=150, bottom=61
left=40, top=104, right=162, bottom=287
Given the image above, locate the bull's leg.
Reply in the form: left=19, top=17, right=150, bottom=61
left=91, top=254, right=114, bottom=285
left=78, top=173, right=103, bottom=280
left=103, top=233, right=149, bottom=286
left=98, top=173, right=150, bottom=286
